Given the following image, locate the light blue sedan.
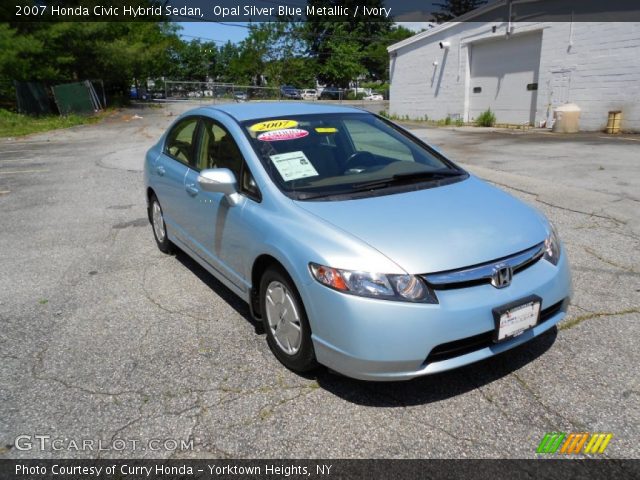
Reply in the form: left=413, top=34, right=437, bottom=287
left=144, top=102, right=571, bottom=381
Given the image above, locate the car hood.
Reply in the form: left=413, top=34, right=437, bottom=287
left=293, top=176, right=548, bottom=273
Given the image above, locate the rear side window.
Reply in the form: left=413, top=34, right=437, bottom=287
left=165, top=117, right=199, bottom=166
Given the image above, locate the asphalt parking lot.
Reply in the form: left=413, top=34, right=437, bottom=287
left=1, top=103, right=638, bottom=459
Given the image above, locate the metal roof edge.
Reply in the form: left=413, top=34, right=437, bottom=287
left=388, top=0, right=507, bottom=53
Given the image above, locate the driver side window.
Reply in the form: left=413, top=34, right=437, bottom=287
left=165, top=118, right=199, bottom=166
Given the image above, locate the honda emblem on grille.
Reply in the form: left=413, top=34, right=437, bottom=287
left=491, top=264, right=513, bottom=288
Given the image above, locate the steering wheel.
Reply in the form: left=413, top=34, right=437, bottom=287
left=345, top=151, right=377, bottom=173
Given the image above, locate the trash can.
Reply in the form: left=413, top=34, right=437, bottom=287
left=606, top=111, right=622, bottom=134
left=552, top=103, right=581, bottom=133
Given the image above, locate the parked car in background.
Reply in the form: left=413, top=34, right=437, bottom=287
left=234, top=91, right=248, bottom=102
left=301, top=89, right=317, bottom=100
left=144, top=102, right=571, bottom=381
left=364, top=92, right=384, bottom=101
left=280, top=86, right=302, bottom=100
left=319, top=87, right=342, bottom=100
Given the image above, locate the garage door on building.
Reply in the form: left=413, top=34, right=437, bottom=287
left=468, top=32, right=542, bottom=125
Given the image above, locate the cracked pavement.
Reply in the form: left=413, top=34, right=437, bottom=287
left=0, top=103, right=638, bottom=459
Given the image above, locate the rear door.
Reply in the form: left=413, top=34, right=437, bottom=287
left=153, top=116, right=200, bottom=242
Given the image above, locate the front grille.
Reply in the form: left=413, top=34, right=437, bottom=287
left=424, top=299, right=567, bottom=364
left=540, top=299, right=565, bottom=322
left=425, top=331, right=494, bottom=364
left=422, top=242, right=545, bottom=290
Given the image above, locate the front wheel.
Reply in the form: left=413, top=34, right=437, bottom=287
left=260, top=267, right=317, bottom=373
left=149, top=195, right=175, bottom=254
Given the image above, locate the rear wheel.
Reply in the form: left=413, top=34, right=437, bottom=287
left=260, top=266, right=317, bottom=373
left=150, top=195, right=175, bottom=254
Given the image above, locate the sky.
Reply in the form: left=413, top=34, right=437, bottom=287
left=177, top=22, right=250, bottom=45
left=177, top=21, right=431, bottom=45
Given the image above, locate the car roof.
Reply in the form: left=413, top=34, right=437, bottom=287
left=204, top=102, right=365, bottom=122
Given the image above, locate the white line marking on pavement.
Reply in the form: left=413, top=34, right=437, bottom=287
left=0, top=169, right=49, bottom=175
left=598, top=136, right=640, bottom=142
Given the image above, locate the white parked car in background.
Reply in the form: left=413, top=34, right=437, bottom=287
left=364, top=92, right=384, bottom=101
left=301, top=89, right=317, bottom=100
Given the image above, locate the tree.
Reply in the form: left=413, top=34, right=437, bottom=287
left=432, top=0, right=487, bottom=23
left=226, top=22, right=315, bottom=88
left=361, top=25, right=414, bottom=82
left=0, top=20, right=180, bottom=101
left=217, top=41, right=240, bottom=83
left=302, top=0, right=410, bottom=85
left=229, top=26, right=268, bottom=85
left=167, top=39, right=218, bottom=81
left=320, top=36, right=366, bottom=88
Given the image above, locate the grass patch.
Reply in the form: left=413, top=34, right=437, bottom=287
left=475, top=108, right=496, bottom=127
left=0, top=109, right=102, bottom=137
left=379, top=110, right=468, bottom=127
left=559, top=308, right=639, bottom=331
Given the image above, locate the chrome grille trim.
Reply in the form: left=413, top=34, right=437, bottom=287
left=422, top=242, right=545, bottom=289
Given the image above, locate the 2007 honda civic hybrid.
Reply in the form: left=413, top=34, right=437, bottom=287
left=144, top=102, right=571, bottom=381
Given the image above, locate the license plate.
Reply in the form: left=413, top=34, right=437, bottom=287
left=492, top=295, right=541, bottom=342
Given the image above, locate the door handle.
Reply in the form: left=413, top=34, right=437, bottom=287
left=156, top=165, right=165, bottom=176
left=185, top=183, right=199, bottom=196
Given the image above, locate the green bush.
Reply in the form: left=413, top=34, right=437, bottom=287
left=476, top=108, right=496, bottom=127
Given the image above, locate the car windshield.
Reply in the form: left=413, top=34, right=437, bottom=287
left=242, top=112, right=467, bottom=200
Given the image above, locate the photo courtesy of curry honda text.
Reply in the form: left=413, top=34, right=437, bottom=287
left=144, top=102, right=571, bottom=381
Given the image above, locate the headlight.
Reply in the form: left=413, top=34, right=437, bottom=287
left=309, top=263, right=438, bottom=303
left=543, top=224, right=561, bottom=265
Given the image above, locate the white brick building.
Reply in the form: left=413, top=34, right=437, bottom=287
left=388, top=2, right=640, bottom=131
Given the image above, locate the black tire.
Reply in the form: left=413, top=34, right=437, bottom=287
left=260, top=266, right=317, bottom=373
left=149, top=194, right=175, bottom=254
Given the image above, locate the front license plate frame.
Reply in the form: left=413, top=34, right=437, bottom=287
left=492, top=295, right=542, bottom=343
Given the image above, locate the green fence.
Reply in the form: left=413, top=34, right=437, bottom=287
left=51, top=81, right=100, bottom=115
left=15, top=81, right=54, bottom=115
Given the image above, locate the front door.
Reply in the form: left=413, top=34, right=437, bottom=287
left=182, top=118, right=251, bottom=290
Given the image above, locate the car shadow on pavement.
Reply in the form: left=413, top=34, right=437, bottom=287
left=173, top=249, right=557, bottom=407
left=174, top=250, right=265, bottom=334
left=314, top=327, right=558, bottom=407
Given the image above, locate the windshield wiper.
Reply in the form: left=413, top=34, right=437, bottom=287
left=292, top=169, right=465, bottom=200
left=350, top=169, right=464, bottom=191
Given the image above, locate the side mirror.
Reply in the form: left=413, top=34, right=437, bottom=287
left=198, top=168, right=240, bottom=205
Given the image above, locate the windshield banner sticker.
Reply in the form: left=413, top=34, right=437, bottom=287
left=250, top=119, right=298, bottom=132
left=315, top=127, right=338, bottom=133
left=269, top=151, right=318, bottom=181
left=258, top=128, right=309, bottom=142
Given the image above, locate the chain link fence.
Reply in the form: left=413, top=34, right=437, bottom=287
left=164, top=81, right=288, bottom=102
left=157, top=81, right=388, bottom=114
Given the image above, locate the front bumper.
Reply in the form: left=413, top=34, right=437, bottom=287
left=302, top=251, right=571, bottom=381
